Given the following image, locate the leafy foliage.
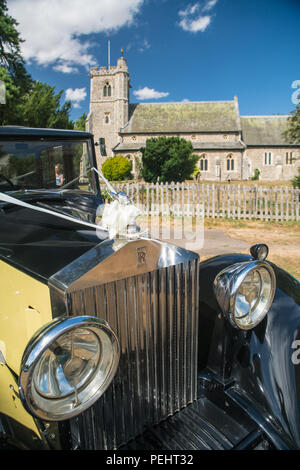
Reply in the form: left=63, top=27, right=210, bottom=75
left=283, top=101, right=300, bottom=146
left=283, top=100, right=300, bottom=188
left=74, top=112, right=87, bottom=131
left=251, top=168, right=261, bottom=181
left=142, top=136, right=198, bottom=183
left=102, top=156, right=132, bottom=181
left=292, top=167, right=300, bottom=189
left=21, top=81, right=73, bottom=129
left=0, top=0, right=31, bottom=124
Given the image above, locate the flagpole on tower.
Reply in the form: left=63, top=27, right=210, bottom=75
left=108, top=40, right=110, bottom=69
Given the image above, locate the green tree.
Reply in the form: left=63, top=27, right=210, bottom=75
left=283, top=103, right=300, bottom=146
left=142, top=136, right=198, bottom=183
left=21, top=81, right=73, bottom=129
left=283, top=99, right=300, bottom=188
left=0, top=0, right=31, bottom=124
left=74, top=112, right=87, bottom=131
left=102, top=156, right=132, bottom=181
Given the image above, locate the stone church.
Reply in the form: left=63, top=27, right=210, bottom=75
left=87, top=54, right=299, bottom=182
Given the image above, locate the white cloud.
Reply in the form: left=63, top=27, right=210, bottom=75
left=179, top=15, right=211, bottom=33
left=65, top=87, right=87, bottom=108
left=202, top=0, right=218, bottom=12
left=179, top=3, right=200, bottom=17
left=133, top=87, right=169, bottom=100
left=178, top=1, right=217, bottom=33
left=8, top=0, right=144, bottom=71
left=53, top=63, right=79, bottom=74
left=138, top=39, right=150, bottom=52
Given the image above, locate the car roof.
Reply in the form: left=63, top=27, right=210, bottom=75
left=0, top=126, right=93, bottom=139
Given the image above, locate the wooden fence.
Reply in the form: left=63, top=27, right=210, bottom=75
left=100, top=182, right=300, bottom=221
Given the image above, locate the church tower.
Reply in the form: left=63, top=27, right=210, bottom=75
left=87, top=51, right=130, bottom=165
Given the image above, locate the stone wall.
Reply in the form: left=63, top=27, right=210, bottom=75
left=244, top=147, right=300, bottom=181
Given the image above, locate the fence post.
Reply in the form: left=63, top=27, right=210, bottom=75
left=291, top=187, right=295, bottom=221
left=280, top=187, right=283, bottom=221
left=285, top=187, right=289, bottom=221
left=270, top=187, right=273, bottom=221
left=201, top=184, right=205, bottom=218
left=197, top=183, right=200, bottom=217
left=170, top=181, right=175, bottom=216
left=254, top=184, right=258, bottom=218
left=181, top=182, right=185, bottom=216
left=237, top=184, right=241, bottom=219
left=222, top=185, right=225, bottom=218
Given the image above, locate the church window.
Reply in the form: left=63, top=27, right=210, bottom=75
left=104, top=113, right=110, bottom=124
left=264, top=152, right=272, bottom=165
left=199, top=154, right=208, bottom=171
left=286, top=152, right=293, bottom=165
left=103, top=82, right=112, bottom=97
left=226, top=154, right=234, bottom=171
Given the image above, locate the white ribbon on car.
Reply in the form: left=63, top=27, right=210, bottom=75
left=0, top=191, right=105, bottom=231
left=91, top=167, right=144, bottom=239
left=0, top=167, right=145, bottom=240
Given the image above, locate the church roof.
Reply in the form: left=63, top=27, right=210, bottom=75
left=113, top=142, right=144, bottom=152
left=241, top=116, right=291, bottom=146
left=113, top=140, right=245, bottom=153
left=121, top=101, right=241, bottom=134
left=192, top=141, right=245, bottom=150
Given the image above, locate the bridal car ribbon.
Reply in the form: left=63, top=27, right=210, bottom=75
left=0, top=168, right=142, bottom=239
left=92, top=167, right=141, bottom=239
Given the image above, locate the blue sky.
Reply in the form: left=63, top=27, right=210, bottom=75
left=7, top=0, right=300, bottom=122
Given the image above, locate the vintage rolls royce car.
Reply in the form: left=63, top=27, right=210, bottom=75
left=0, top=126, right=300, bottom=451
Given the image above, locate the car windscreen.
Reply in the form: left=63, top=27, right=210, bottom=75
left=0, top=139, right=94, bottom=193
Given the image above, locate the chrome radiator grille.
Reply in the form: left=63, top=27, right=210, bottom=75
left=67, top=258, right=199, bottom=450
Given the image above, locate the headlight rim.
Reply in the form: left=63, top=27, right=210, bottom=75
left=19, top=315, right=120, bottom=422
left=214, top=260, right=276, bottom=331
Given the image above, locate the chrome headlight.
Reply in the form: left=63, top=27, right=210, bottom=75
left=214, top=261, right=276, bottom=330
left=19, top=316, right=120, bottom=421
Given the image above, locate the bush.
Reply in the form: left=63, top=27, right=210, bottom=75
left=292, top=167, right=300, bottom=189
left=102, top=156, right=132, bottom=181
left=142, top=136, right=198, bottom=183
left=251, top=168, right=260, bottom=180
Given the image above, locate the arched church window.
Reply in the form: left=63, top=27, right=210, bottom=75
left=199, top=154, right=208, bottom=171
left=103, top=82, right=112, bottom=97
left=226, top=154, right=234, bottom=171
left=104, top=113, right=110, bottom=124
